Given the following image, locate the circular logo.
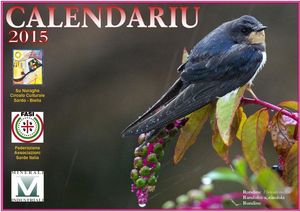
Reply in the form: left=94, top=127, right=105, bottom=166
left=11, top=114, right=44, bottom=143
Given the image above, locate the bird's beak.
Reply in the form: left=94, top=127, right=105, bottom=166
left=248, top=25, right=266, bottom=44
left=255, top=25, right=267, bottom=32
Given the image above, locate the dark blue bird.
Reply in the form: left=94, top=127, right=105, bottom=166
left=122, top=15, right=267, bottom=137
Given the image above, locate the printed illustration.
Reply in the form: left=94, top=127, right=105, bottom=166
left=13, top=50, right=43, bottom=85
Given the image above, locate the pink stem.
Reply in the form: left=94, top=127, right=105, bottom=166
left=241, top=97, right=298, bottom=122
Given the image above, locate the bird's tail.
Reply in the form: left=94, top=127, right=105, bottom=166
left=121, top=78, right=184, bottom=137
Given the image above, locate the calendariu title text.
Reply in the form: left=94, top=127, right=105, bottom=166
left=6, top=5, right=201, bottom=44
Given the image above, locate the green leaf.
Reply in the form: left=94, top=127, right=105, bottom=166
left=241, top=109, right=268, bottom=173
left=278, top=101, right=298, bottom=111
left=216, top=86, right=246, bottom=145
left=255, top=168, right=292, bottom=208
left=232, top=157, right=247, bottom=179
left=236, top=106, right=247, bottom=141
left=173, top=104, right=212, bottom=165
left=202, top=167, right=244, bottom=184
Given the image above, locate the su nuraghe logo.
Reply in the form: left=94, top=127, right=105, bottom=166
left=13, top=49, right=43, bottom=85
left=11, top=112, right=44, bottom=143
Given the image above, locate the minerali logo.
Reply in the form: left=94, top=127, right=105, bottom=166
left=11, top=112, right=44, bottom=143
left=11, top=171, right=44, bottom=202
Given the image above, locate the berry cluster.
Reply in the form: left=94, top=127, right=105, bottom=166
left=130, top=118, right=188, bottom=207
left=162, top=183, right=246, bottom=209
left=162, top=184, right=213, bottom=209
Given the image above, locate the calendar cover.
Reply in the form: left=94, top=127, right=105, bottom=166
left=0, top=1, right=299, bottom=210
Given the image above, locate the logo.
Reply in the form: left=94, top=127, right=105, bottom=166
left=11, top=171, right=44, bottom=202
left=13, top=49, right=43, bottom=85
left=11, top=112, right=44, bottom=143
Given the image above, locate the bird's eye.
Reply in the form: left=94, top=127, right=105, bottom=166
left=241, top=27, right=250, bottom=34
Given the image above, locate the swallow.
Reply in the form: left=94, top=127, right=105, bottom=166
left=122, top=15, right=267, bottom=137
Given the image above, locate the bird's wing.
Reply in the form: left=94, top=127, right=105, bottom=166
left=181, top=44, right=259, bottom=83
left=177, top=61, right=187, bottom=72
left=122, top=44, right=263, bottom=136
left=121, top=78, right=184, bottom=136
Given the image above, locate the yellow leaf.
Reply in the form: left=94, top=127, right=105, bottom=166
left=278, top=101, right=298, bottom=111
left=283, top=143, right=298, bottom=195
left=241, top=109, right=269, bottom=173
left=210, top=107, right=230, bottom=164
left=236, top=106, right=247, bottom=141
left=216, top=86, right=246, bottom=145
left=173, top=104, right=212, bottom=165
left=268, top=112, right=296, bottom=157
left=283, top=143, right=298, bottom=207
left=181, top=48, right=189, bottom=63
left=212, top=126, right=230, bottom=165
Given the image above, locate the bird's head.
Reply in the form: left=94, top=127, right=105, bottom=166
left=228, top=15, right=267, bottom=45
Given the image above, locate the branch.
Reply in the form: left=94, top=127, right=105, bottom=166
left=241, top=97, right=298, bottom=122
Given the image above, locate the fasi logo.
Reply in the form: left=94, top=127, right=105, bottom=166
left=11, top=112, right=44, bottom=143
left=11, top=171, right=44, bottom=202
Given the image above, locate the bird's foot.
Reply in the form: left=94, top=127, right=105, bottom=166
left=246, top=87, right=258, bottom=100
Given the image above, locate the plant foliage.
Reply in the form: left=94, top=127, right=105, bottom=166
left=128, top=49, right=298, bottom=208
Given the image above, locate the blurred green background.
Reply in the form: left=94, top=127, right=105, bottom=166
left=3, top=3, right=297, bottom=209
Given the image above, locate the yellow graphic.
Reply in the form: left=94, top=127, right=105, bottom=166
left=13, top=50, right=43, bottom=85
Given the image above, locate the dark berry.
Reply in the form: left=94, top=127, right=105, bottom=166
left=166, top=123, right=175, bottom=130
left=169, top=127, right=179, bottom=137
left=163, top=135, right=170, bottom=143
left=154, top=143, right=163, bottom=153
left=134, top=157, right=143, bottom=169
left=135, top=178, right=146, bottom=188
left=162, top=201, right=175, bottom=209
left=140, top=166, right=151, bottom=176
left=200, top=184, right=214, bottom=193
left=147, top=153, right=158, bottom=163
left=158, top=150, right=164, bottom=160
left=130, top=169, right=139, bottom=181
left=134, top=146, right=148, bottom=157
left=176, top=194, right=189, bottom=205
left=187, top=189, right=205, bottom=201
left=140, top=146, right=148, bottom=156
left=148, top=175, right=157, bottom=186
left=138, top=133, right=146, bottom=144
left=153, top=162, right=161, bottom=173
left=158, top=129, right=168, bottom=137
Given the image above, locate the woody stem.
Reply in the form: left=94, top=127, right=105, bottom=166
left=240, top=97, right=298, bottom=122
